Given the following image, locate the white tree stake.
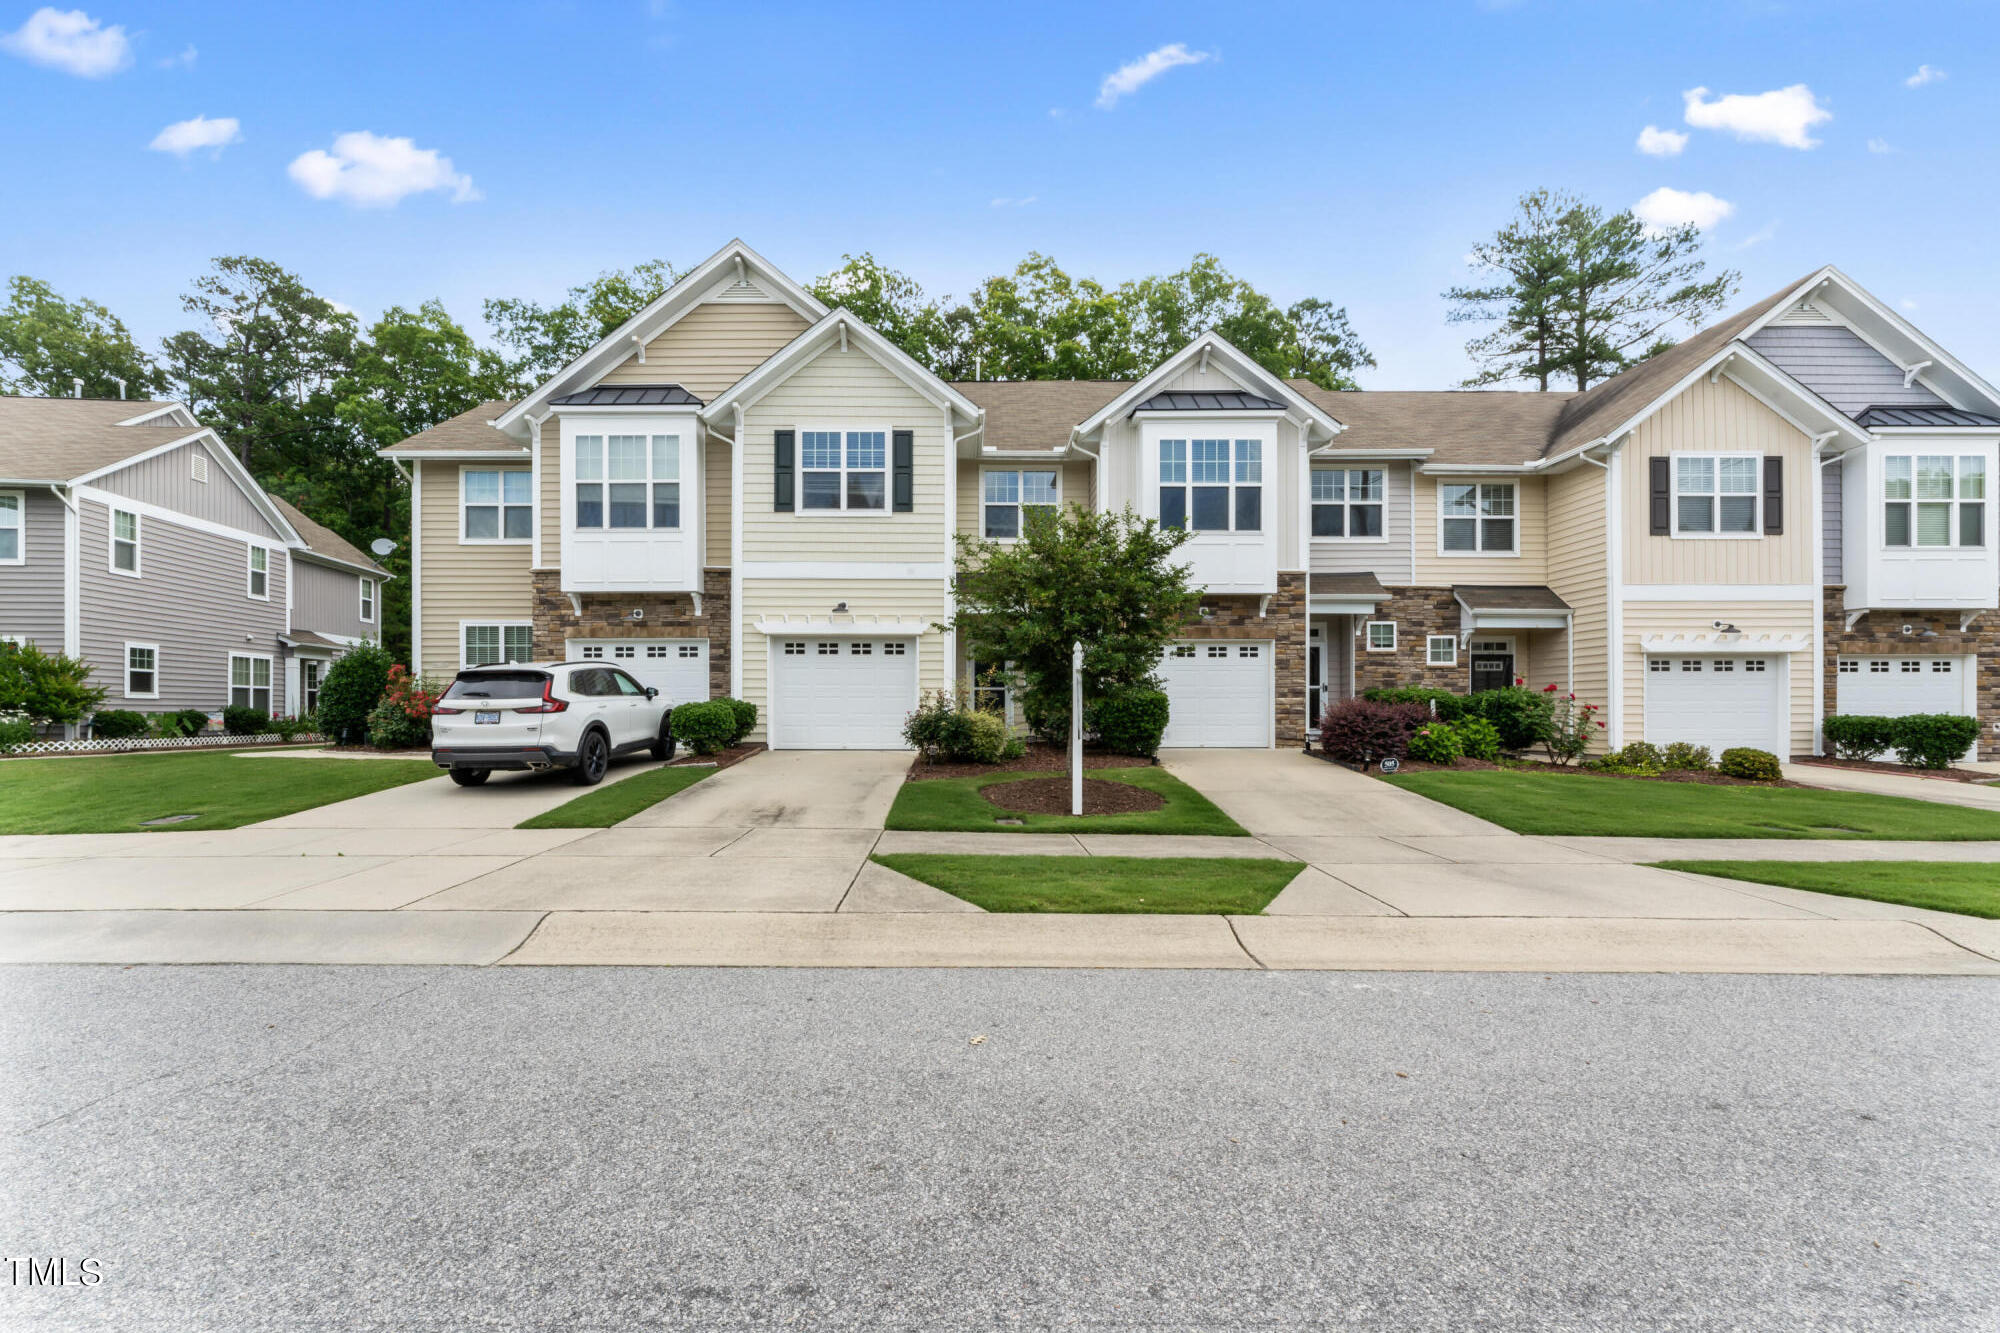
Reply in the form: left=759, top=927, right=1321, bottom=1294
left=1070, top=639, right=1084, bottom=817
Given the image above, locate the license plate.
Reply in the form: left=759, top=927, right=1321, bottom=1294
left=474, top=711, right=500, bottom=725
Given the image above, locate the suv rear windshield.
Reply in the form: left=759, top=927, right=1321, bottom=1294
left=444, top=671, right=549, bottom=701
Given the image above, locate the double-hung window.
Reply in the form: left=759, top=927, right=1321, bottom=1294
left=359, top=577, right=375, bottom=623
left=125, top=644, right=158, bottom=698
left=229, top=654, right=272, bottom=713
left=301, top=660, right=322, bottom=714
left=1440, top=482, right=1516, bottom=552
left=573, top=434, right=681, bottom=531
left=247, top=545, right=269, bottom=599
left=0, top=490, right=21, bottom=563
left=800, top=430, right=887, bottom=512
left=1159, top=437, right=1262, bottom=532
left=1311, top=469, right=1384, bottom=538
left=463, top=469, right=532, bottom=541
left=1672, top=454, right=1759, bottom=535
left=981, top=469, right=1059, bottom=539
left=463, top=623, right=533, bottom=667
left=1884, top=455, right=1985, bottom=548
left=111, top=508, right=140, bottom=574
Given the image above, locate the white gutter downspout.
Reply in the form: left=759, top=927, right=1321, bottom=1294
left=527, top=413, right=546, bottom=570
left=1811, top=431, right=1840, bottom=756
left=729, top=402, right=744, bottom=700
left=1604, top=438, right=1626, bottom=747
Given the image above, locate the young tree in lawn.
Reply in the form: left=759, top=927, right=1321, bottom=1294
left=483, top=259, right=679, bottom=389
left=949, top=507, right=1199, bottom=741
left=0, top=276, right=168, bottom=400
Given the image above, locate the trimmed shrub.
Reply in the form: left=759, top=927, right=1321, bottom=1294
left=1455, top=715, right=1503, bottom=762
left=1890, top=714, right=1981, bottom=770
left=1094, top=686, right=1170, bottom=757
left=671, top=700, right=737, bottom=755
left=1821, top=714, right=1899, bottom=761
left=904, top=690, right=1015, bottom=764
left=89, top=709, right=149, bottom=739
left=1407, top=721, right=1463, bottom=765
left=1717, top=747, right=1783, bottom=782
left=1660, top=742, right=1712, bottom=772
left=222, top=705, right=270, bottom=736
left=1320, top=699, right=1428, bottom=765
left=1360, top=686, right=1470, bottom=722
left=1610, top=741, right=1664, bottom=772
left=318, top=642, right=392, bottom=746
left=0, top=640, right=105, bottom=725
left=1464, top=686, right=1554, bottom=752
left=0, top=714, right=33, bottom=752
left=173, top=707, right=213, bottom=736
left=960, top=709, right=1010, bottom=764
left=718, top=697, right=757, bottom=745
left=271, top=715, right=309, bottom=742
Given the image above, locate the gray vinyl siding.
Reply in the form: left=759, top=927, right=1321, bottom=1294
left=1746, top=326, right=1946, bottom=416
left=92, top=439, right=286, bottom=541
left=1822, top=461, right=1843, bottom=583
left=0, top=487, right=66, bottom=649
left=77, top=498, right=289, bottom=714
left=293, top=557, right=375, bottom=640
left=1310, top=460, right=1413, bottom=583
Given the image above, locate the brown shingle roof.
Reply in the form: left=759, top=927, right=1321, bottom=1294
left=380, top=399, right=523, bottom=456
left=1290, top=385, right=1576, bottom=465
left=267, top=495, right=389, bottom=576
left=1454, top=584, right=1571, bottom=612
left=1309, top=572, right=1389, bottom=598
left=951, top=380, right=1129, bottom=453
left=0, top=396, right=202, bottom=481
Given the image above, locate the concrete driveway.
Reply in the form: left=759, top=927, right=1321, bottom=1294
left=1783, top=761, right=2000, bottom=811
left=1162, top=748, right=1505, bottom=838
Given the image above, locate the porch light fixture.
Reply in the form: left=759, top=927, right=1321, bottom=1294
left=832, top=602, right=849, bottom=614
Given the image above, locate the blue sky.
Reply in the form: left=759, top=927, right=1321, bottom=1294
left=2, top=0, right=1994, bottom=390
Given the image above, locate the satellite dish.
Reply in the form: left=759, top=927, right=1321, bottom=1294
left=369, top=538, right=397, bottom=557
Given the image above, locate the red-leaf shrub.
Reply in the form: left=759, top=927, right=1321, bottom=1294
left=1320, top=699, right=1430, bottom=765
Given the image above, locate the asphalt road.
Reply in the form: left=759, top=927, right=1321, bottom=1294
left=2, top=966, right=1995, bottom=1331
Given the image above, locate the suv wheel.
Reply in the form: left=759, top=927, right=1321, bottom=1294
left=572, top=730, right=609, bottom=786
left=449, top=768, right=490, bottom=788
left=651, top=718, right=678, bottom=762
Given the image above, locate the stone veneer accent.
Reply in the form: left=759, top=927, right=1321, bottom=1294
left=1175, top=572, right=1309, bottom=746
left=531, top=567, right=733, bottom=699
left=1351, top=588, right=1465, bottom=695
left=1822, top=585, right=1998, bottom=760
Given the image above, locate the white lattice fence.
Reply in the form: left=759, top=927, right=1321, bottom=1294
left=1, top=732, right=326, bottom=758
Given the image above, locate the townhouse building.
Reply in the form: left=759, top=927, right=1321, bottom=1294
left=383, top=241, right=2000, bottom=758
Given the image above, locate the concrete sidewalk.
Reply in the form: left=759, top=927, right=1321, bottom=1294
left=1784, top=761, right=2000, bottom=811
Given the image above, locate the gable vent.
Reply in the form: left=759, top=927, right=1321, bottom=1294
left=1772, top=300, right=1836, bottom=326
left=191, top=450, right=209, bottom=484
left=711, top=275, right=771, bottom=302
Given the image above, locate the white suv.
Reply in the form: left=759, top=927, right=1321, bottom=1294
left=431, top=661, right=676, bottom=787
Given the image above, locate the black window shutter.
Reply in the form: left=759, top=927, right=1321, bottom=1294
left=892, top=429, right=914, bottom=512
left=773, top=430, right=794, bottom=512
left=1763, top=455, right=1783, bottom=535
left=1648, top=457, right=1671, bottom=535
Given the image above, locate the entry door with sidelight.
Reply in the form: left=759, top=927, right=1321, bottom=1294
left=1468, top=638, right=1514, bottom=693
left=1307, top=627, right=1325, bottom=733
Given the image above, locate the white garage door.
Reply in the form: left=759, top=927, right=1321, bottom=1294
left=1158, top=640, right=1272, bottom=748
left=1645, top=655, right=1786, bottom=756
left=569, top=639, right=710, bottom=707
left=770, top=636, right=918, bottom=749
left=1836, top=655, right=1975, bottom=758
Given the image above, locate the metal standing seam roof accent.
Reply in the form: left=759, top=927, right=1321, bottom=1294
left=1131, top=390, right=1288, bottom=413
left=547, top=383, right=705, bottom=407
left=1854, top=404, right=2000, bottom=429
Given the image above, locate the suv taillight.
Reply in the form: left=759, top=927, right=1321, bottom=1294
left=432, top=705, right=463, bottom=715
left=518, top=679, right=569, bottom=714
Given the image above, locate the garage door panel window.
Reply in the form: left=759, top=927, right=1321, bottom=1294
left=1440, top=483, right=1515, bottom=552
left=1160, top=438, right=1261, bottom=533
left=1884, top=455, right=1984, bottom=548
left=1311, top=469, right=1384, bottom=538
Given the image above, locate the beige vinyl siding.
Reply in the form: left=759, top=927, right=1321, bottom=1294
left=602, top=303, right=812, bottom=399
left=416, top=460, right=533, bottom=677
left=1543, top=464, right=1609, bottom=719
left=93, top=439, right=285, bottom=541
left=538, top=424, right=559, bottom=571
left=1623, top=600, right=1816, bottom=757
left=1311, top=461, right=1413, bottom=582
left=955, top=458, right=1095, bottom=538
left=740, top=346, right=950, bottom=565
left=737, top=578, right=951, bottom=743
left=1412, top=472, right=1548, bottom=584
left=706, top=437, right=731, bottom=566
left=1622, top=375, right=1815, bottom=587
left=293, top=558, right=374, bottom=640
left=0, top=487, right=65, bottom=649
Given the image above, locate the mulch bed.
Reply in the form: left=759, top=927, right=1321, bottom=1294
left=669, top=742, right=763, bottom=770
left=980, top=775, right=1166, bottom=815
left=1792, top=756, right=1996, bottom=785
left=1316, top=750, right=1813, bottom=789
left=908, top=742, right=1154, bottom=783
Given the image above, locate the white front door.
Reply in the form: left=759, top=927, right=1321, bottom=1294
left=1158, top=640, right=1273, bottom=748
left=1644, top=655, right=1787, bottom=756
left=568, top=639, right=710, bottom=709
left=770, top=636, right=919, bottom=749
left=1836, top=655, right=1976, bottom=758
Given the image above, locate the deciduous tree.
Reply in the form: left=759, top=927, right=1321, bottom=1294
left=0, top=276, right=167, bottom=399
left=483, top=259, right=679, bottom=388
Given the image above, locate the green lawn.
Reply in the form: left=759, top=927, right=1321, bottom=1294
left=1383, top=768, right=2000, bottom=840
left=1654, top=860, right=2000, bottom=919
left=0, top=751, right=440, bottom=834
left=883, top=767, right=1248, bottom=836
left=515, top=764, right=713, bottom=829
left=874, top=853, right=1300, bottom=913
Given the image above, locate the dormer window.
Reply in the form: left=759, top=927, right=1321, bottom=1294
left=1885, top=454, right=1984, bottom=548
left=1160, top=438, right=1261, bottom=532
left=574, top=434, right=681, bottom=530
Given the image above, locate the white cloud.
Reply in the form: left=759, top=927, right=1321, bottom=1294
left=1632, top=186, right=1734, bottom=232
left=0, top=7, right=131, bottom=77
left=157, top=43, right=195, bottom=69
left=1636, top=124, right=1688, bottom=156
left=1682, top=84, right=1831, bottom=149
left=1096, top=43, right=1213, bottom=109
left=1900, top=298, right=1919, bottom=312
left=1867, top=137, right=1895, bottom=154
left=989, top=194, right=1037, bottom=208
left=287, top=131, right=480, bottom=208
left=149, top=115, right=240, bottom=157
left=1905, top=64, right=1945, bottom=88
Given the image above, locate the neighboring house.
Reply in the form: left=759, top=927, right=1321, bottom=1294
left=0, top=396, right=389, bottom=728
left=382, top=242, right=2000, bottom=758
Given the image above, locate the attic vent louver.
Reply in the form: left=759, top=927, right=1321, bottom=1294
left=1772, top=300, right=1835, bottom=327
left=191, top=451, right=209, bottom=484
left=712, top=276, right=769, bottom=302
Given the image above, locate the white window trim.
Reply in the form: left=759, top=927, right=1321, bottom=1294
left=1436, top=479, right=1520, bottom=557
left=1159, top=436, right=1266, bottom=534
left=1426, top=634, right=1457, bottom=667
left=795, top=424, right=893, bottom=517
left=979, top=465, right=1061, bottom=541
left=571, top=431, right=686, bottom=534
left=124, top=641, right=160, bottom=700
left=300, top=658, right=323, bottom=714
left=1881, top=453, right=1987, bottom=551
left=1365, top=620, right=1397, bottom=652
left=227, top=651, right=274, bottom=713
left=1668, top=451, right=1764, bottom=541
left=358, top=576, right=376, bottom=623
left=460, top=620, right=535, bottom=669
left=109, top=506, right=141, bottom=577
left=459, top=466, right=533, bottom=545
left=246, top=544, right=270, bottom=600
left=0, top=488, right=23, bottom=565
left=1310, top=467, right=1390, bottom=544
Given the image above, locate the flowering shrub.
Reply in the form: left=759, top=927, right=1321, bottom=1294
left=1455, top=715, right=1503, bottom=762
left=367, top=665, right=444, bottom=750
left=1406, top=721, right=1464, bottom=765
left=1541, top=684, right=1603, bottom=766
